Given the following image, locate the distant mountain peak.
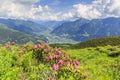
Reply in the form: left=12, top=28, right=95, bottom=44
left=52, top=17, right=120, bottom=41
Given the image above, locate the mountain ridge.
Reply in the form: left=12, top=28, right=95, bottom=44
left=52, top=17, right=120, bottom=41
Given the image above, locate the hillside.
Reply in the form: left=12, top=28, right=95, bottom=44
left=0, top=24, right=46, bottom=44
left=72, top=36, right=120, bottom=49
left=0, top=18, right=46, bottom=35
left=52, top=17, right=120, bottom=41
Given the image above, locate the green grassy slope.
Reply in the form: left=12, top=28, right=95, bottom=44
left=72, top=36, right=120, bottom=49
left=65, top=45, right=120, bottom=80
left=0, top=24, right=44, bottom=44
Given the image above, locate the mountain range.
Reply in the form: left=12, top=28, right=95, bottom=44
left=0, top=17, right=120, bottom=44
left=0, top=19, right=46, bottom=35
left=0, top=19, right=48, bottom=44
left=52, top=17, right=120, bottom=42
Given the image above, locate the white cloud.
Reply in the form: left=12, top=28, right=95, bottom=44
left=71, top=0, right=120, bottom=19
left=0, top=0, right=120, bottom=20
left=0, top=0, right=58, bottom=20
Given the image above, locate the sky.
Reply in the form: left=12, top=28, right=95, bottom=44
left=0, top=0, right=120, bottom=21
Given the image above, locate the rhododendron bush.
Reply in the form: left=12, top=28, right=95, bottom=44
left=0, top=42, right=88, bottom=80
left=33, top=43, right=88, bottom=80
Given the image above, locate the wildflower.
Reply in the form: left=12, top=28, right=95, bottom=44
left=58, top=60, right=64, bottom=66
left=84, top=74, right=88, bottom=79
left=57, top=51, right=62, bottom=55
left=49, top=55, right=53, bottom=60
left=54, top=55, right=60, bottom=59
left=66, top=61, right=70, bottom=66
left=64, top=55, right=69, bottom=59
left=55, top=48, right=60, bottom=52
left=44, top=43, right=48, bottom=47
left=37, top=44, right=41, bottom=48
left=6, top=42, right=10, bottom=45
left=52, top=64, right=59, bottom=71
left=11, top=42, right=16, bottom=45
left=74, top=65, right=79, bottom=70
left=5, top=44, right=9, bottom=48
left=43, top=48, right=47, bottom=53
left=73, top=60, right=80, bottom=65
left=47, top=77, right=51, bottom=80
left=34, top=45, right=38, bottom=49
left=45, top=56, right=49, bottom=60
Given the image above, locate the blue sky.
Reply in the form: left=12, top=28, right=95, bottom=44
left=0, top=0, right=120, bottom=21
left=36, top=0, right=92, bottom=8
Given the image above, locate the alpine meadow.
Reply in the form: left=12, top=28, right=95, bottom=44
left=0, top=0, right=120, bottom=80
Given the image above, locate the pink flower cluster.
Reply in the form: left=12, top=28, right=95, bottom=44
left=47, top=77, right=51, bottom=80
left=44, top=48, right=81, bottom=71
left=52, top=60, right=63, bottom=71
left=43, top=43, right=48, bottom=47
left=5, top=41, right=16, bottom=48
left=5, top=43, right=9, bottom=48
left=73, top=59, right=80, bottom=70
left=52, top=64, right=59, bottom=71
left=11, top=42, right=16, bottom=45
left=34, top=44, right=42, bottom=49
left=54, top=55, right=60, bottom=59
left=58, top=60, right=64, bottom=66
left=84, top=74, right=88, bottom=79
left=34, top=43, right=49, bottom=53
left=56, top=49, right=62, bottom=55
left=73, top=59, right=80, bottom=65
left=66, top=61, right=71, bottom=66
left=45, top=48, right=62, bottom=61
left=45, top=54, right=60, bottom=60
left=33, top=44, right=88, bottom=79
left=43, top=48, right=48, bottom=53
left=45, top=55, right=53, bottom=60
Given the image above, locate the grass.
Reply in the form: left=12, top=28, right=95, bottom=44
left=71, top=36, right=120, bottom=49
left=0, top=43, right=119, bottom=80
left=65, top=46, right=120, bottom=80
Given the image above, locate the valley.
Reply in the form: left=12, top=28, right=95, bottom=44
left=1, top=17, right=120, bottom=44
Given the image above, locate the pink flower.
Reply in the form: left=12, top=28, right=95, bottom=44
left=64, top=55, right=69, bottom=59
left=47, top=77, right=51, bottom=80
left=45, top=56, right=49, bottom=60
left=6, top=42, right=10, bottom=45
left=5, top=44, right=9, bottom=48
left=58, top=60, right=64, bottom=66
left=11, top=42, right=16, bottom=45
left=74, top=65, right=79, bottom=70
left=57, top=51, right=62, bottom=55
left=49, top=55, right=53, bottom=60
left=54, top=55, right=60, bottom=59
left=52, top=64, right=59, bottom=71
left=43, top=48, right=48, bottom=53
left=66, top=61, right=70, bottom=66
left=44, top=43, right=48, bottom=47
left=34, top=45, right=38, bottom=49
left=84, top=74, right=88, bottom=79
left=37, top=44, right=41, bottom=48
left=73, top=60, right=80, bottom=65
left=55, top=48, right=60, bottom=52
